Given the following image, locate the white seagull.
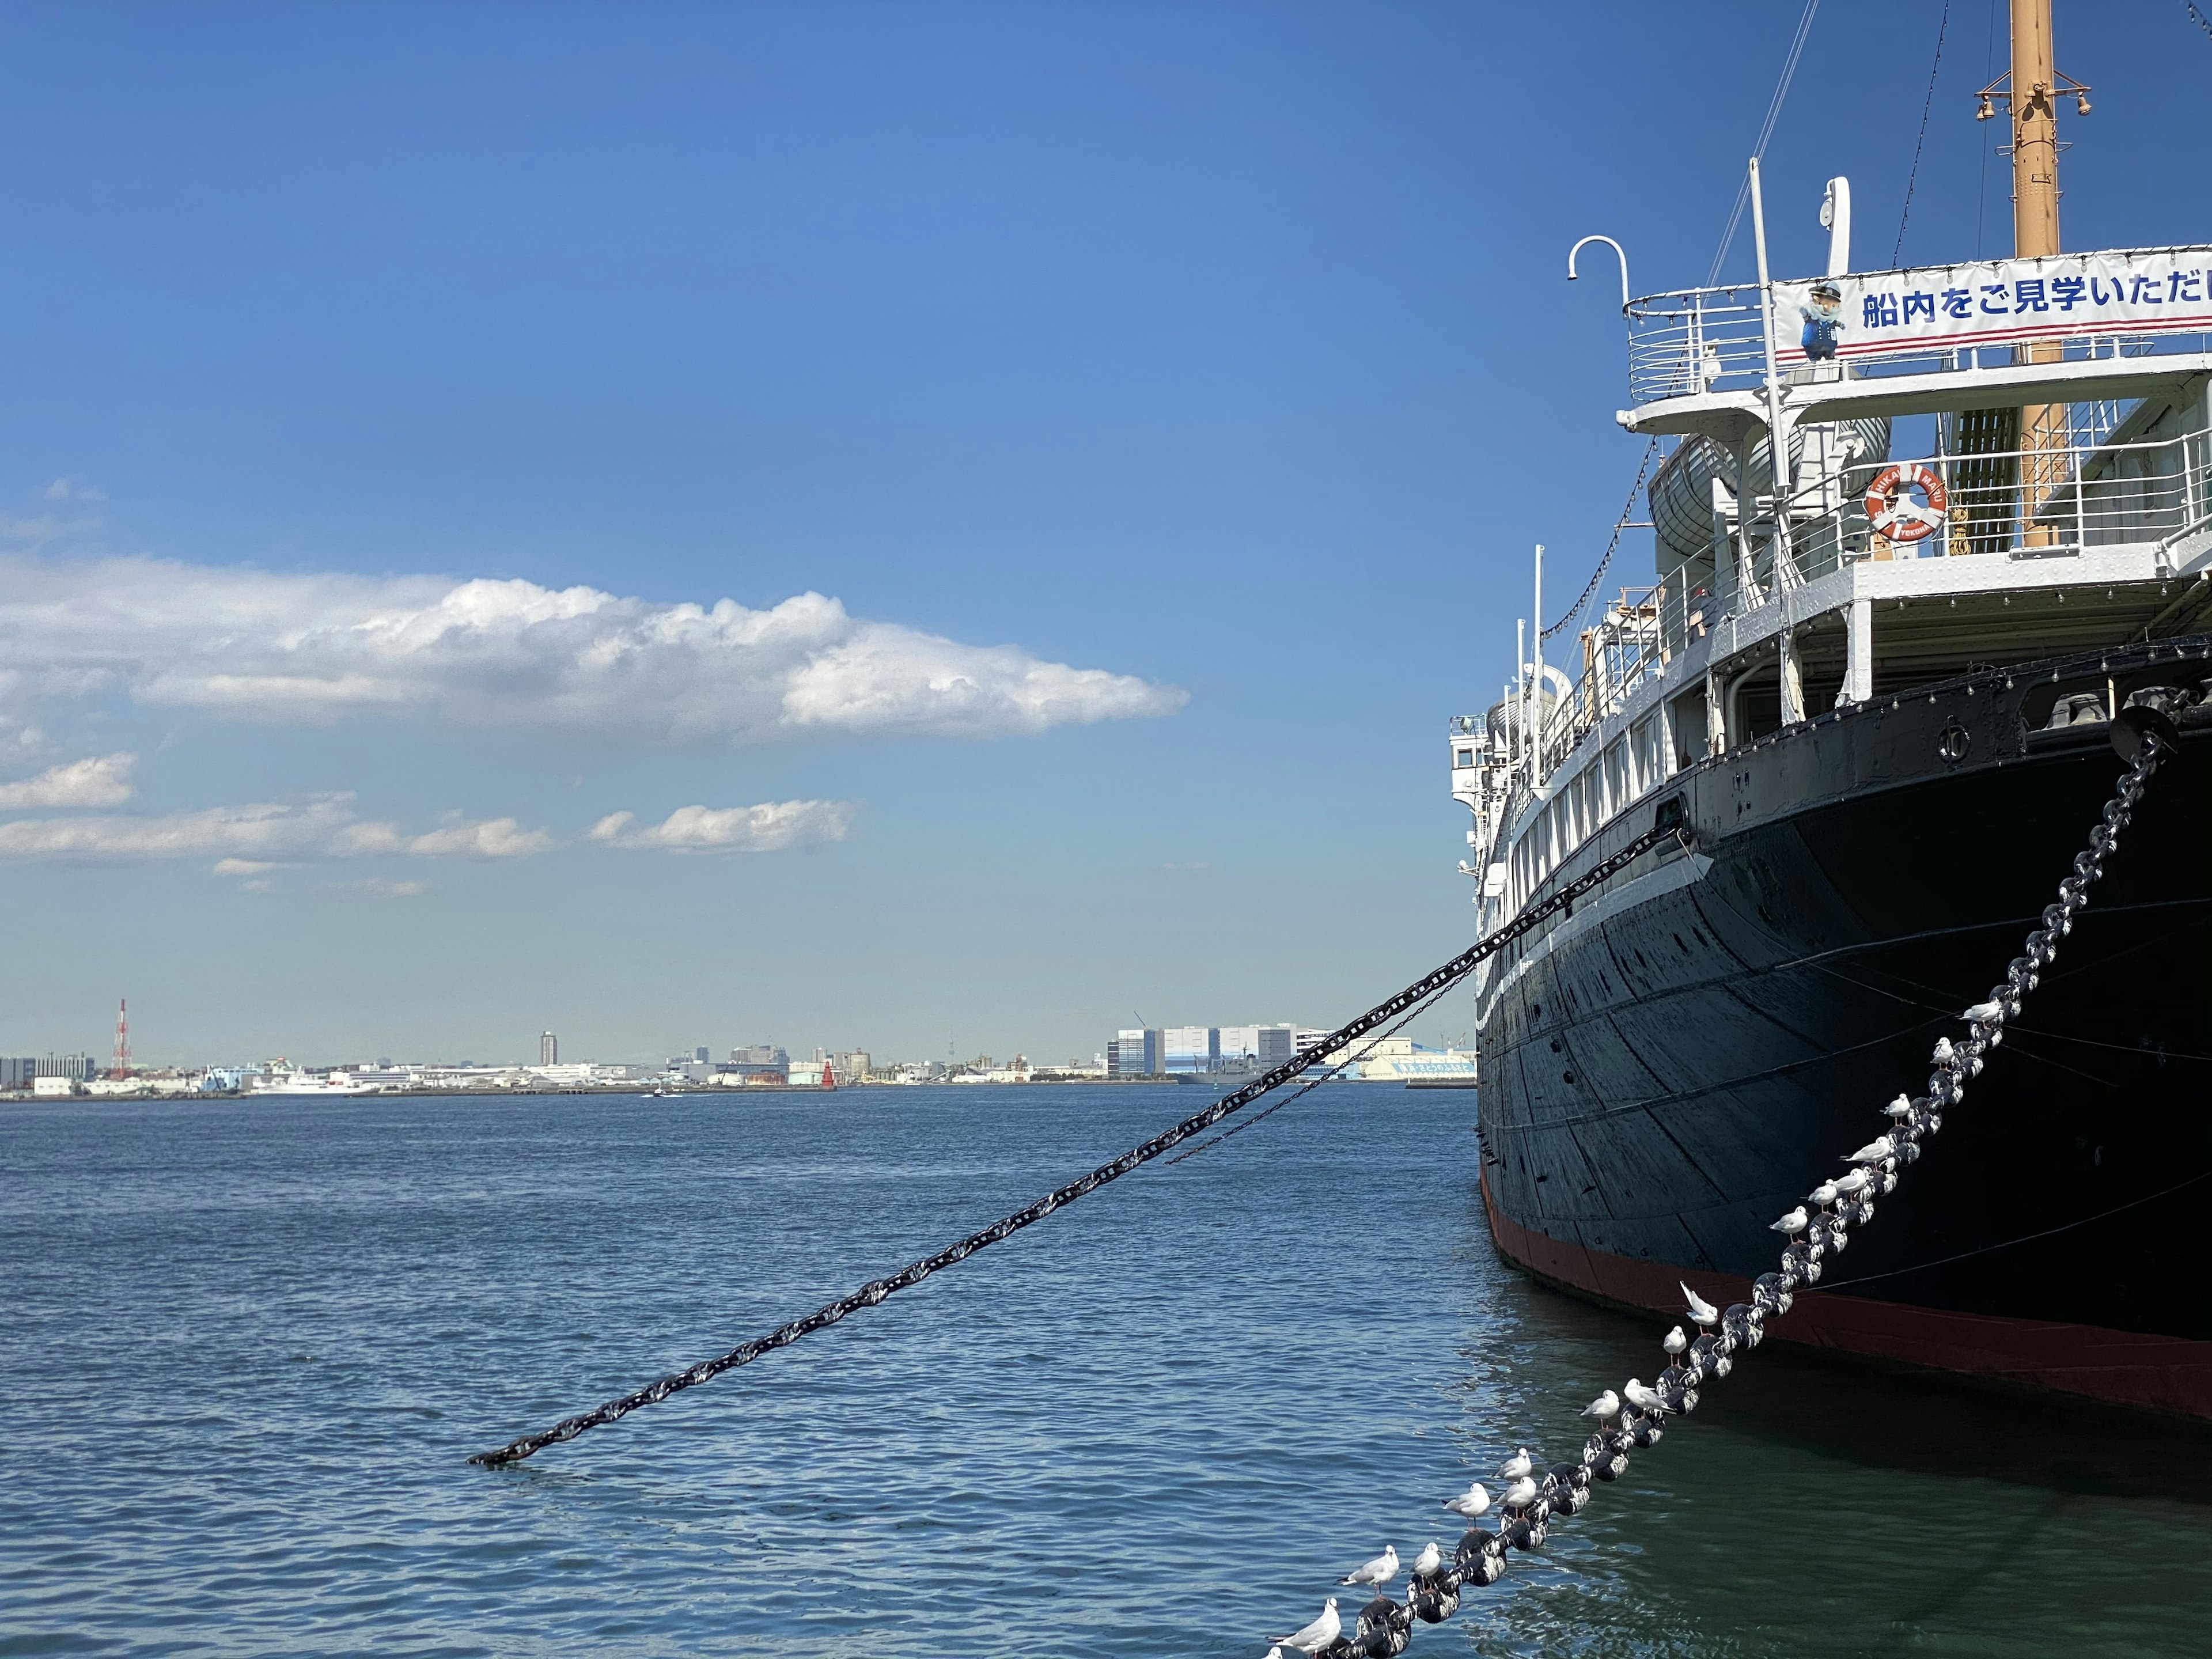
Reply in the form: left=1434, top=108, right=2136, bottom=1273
left=1963, top=999, right=2004, bottom=1022
left=1808, top=1179, right=1840, bottom=1207
left=1580, top=1389, right=1621, bottom=1422
left=1663, top=1324, right=1689, bottom=1357
left=1499, top=1475, right=1539, bottom=1510
left=1271, top=1598, right=1340, bottom=1656
left=1847, top=1136, right=1895, bottom=1164
left=1833, top=1168, right=1872, bottom=1199
left=1884, top=1095, right=1915, bottom=1120
left=1341, top=1544, right=1399, bottom=1591
left=1680, top=1282, right=1721, bottom=1327
left=1442, top=1481, right=1491, bottom=1519
left=1411, top=1540, right=1444, bottom=1580
left=1495, top=1446, right=1535, bottom=1481
left=1770, top=1206, right=1809, bottom=1235
left=1933, top=1036, right=1956, bottom=1065
left=1622, top=1377, right=1668, bottom=1414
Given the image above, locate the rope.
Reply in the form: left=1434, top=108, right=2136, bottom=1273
left=1540, top=438, right=1661, bottom=645
left=1893, top=0, right=1951, bottom=267
left=1251, top=724, right=2175, bottom=1652
left=1705, top=0, right=1822, bottom=287
left=468, top=820, right=1687, bottom=1466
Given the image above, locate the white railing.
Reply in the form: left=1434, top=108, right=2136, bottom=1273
left=1526, top=420, right=2212, bottom=781
left=1626, top=281, right=2212, bottom=409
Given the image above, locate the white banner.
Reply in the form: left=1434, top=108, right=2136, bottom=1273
left=1773, top=247, right=2212, bottom=366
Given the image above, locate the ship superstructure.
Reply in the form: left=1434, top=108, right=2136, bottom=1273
left=1450, top=7, right=2212, bottom=1417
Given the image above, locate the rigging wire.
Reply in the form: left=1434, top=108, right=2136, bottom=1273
left=2187, top=1, right=2212, bottom=43
left=1705, top=0, right=1822, bottom=287
left=1893, top=0, right=1952, bottom=267
left=1540, top=438, right=1661, bottom=644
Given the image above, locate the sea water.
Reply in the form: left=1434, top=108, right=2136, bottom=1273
left=4, top=1086, right=2207, bottom=1656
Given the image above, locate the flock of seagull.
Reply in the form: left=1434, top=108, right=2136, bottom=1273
left=1256, top=976, right=2073, bottom=1659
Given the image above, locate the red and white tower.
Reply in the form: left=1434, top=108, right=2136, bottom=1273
left=112, top=998, right=131, bottom=1077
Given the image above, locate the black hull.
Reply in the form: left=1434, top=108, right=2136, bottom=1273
left=1475, top=634, right=2212, bottom=1416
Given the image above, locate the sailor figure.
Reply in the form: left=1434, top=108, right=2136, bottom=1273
left=1800, top=281, right=1844, bottom=361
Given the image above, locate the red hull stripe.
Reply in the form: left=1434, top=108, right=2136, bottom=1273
left=1478, top=1168, right=2212, bottom=1421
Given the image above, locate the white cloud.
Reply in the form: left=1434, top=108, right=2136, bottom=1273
left=352, top=878, right=431, bottom=897
left=588, top=799, right=855, bottom=853
left=0, top=752, right=136, bottom=809
left=0, top=793, right=551, bottom=864
left=0, top=557, right=1185, bottom=747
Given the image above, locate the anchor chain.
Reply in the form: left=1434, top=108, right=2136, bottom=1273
left=1264, top=719, right=2175, bottom=1657
left=469, top=821, right=1688, bottom=1465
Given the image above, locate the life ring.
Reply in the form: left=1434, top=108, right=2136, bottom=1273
left=1865, top=464, right=1948, bottom=543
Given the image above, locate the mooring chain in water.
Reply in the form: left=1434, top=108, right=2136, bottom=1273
left=1257, top=724, right=2173, bottom=1658
left=468, top=822, right=1687, bottom=1467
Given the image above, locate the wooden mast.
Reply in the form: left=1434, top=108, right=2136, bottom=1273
left=2011, top=0, right=2066, bottom=544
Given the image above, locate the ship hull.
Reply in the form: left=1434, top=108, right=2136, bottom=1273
left=1474, top=635, right=2212, bottom=1418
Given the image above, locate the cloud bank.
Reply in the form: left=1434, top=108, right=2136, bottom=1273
left=0, top=794, right=550, bottom=864
left=589, top=800, right=855, bottom=853
left=0, top=557, right=1184, bottom=746
left=0, top=752, right=136, bottom=809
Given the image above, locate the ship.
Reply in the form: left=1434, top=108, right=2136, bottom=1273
left=1453, top=2, right=2212, bottom=1419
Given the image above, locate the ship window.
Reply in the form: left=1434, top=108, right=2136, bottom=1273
left=1456, top=748, right=1474, bottom=767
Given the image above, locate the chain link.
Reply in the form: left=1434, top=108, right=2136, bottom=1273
left=468, top=821, right=1688, bottom=1465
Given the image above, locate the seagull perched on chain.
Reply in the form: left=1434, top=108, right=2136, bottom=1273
left=1340, top=1544, right=1399, bottom=1591
left=1885, top=1095, right=1915, bottom=1120
left=1622, top=1378, right=1669, bottom=1415
left=1963, top=999, right=2004, bottom=1023
left=1499, top=1475, right=1539, bottom=1510
left=1847, top=1135, right=1895, bottom=1165
left=1808, top=1178, right=1840, bottom=1207
left=1771, top=1205, right=1809, bottom=1236
left=1680, top=1282, right=1721, bottom=1327
left=1663, top=1324, right=1689, bottom=1358
left=1271, top=1598, right=1340, bottom=1656
left=1442, top=1480, right=1491, bottom=1519
left=1933, top=1036, right=1956, bottom=1066
left=1580, top=1389, right=1620, bottom=1422
left=1833, top=1167, right=1872, bottom=1199
left=1495, top=1446, right=1535, bottom=1481
left=1411, top=1540, right=1444, bottom=1580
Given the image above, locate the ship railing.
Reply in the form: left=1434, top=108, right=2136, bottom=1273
left=1783, top=420, right=2212, bottom=574
left=1626, top=279, right=2212, bottom=408
left=1530, top=420, right=2212, bottom=777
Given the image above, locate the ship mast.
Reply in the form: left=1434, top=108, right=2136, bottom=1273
left=1980, top=0, right=2089, bottom=544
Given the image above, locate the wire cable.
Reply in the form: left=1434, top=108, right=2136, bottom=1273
left=1893, top=0, right=1951, bottom=267
left=1705, top=0, right=1822, bottom=287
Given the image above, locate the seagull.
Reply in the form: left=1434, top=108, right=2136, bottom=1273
left=1770, top=1206, right=1809, bottom=1235
left=1680, top=1282, right=1721, bottom=1327
left=1411, top=1540, right=1443, bottom=1580
left=1495, top=1446, right=1535, bottom=1481
left=1272, top=1599, right=1340, bottom=1656
left=1499, top=1475, right=1539, bottom=1510
left=1442, top=1481, right=1491, bottom=1519
left=1963, top=999, right=2003, bottom=1023
left=1833, top=1168, right=1872, bottom=1199
left=1622, top=1377, right=1668, bottom=1414
left=1808, top=1179, right=1840, bottom=1207
left=1884, top=1095, right=1915, bottom=1120
left=1847, top=1136, right=1895, bottom=1164
left=1580, top=1389, right=1620, bottom=1422
left=1341, top=1544, right=1399, bottom=1590
left=1933, top=1036, right=1956, bottom=1066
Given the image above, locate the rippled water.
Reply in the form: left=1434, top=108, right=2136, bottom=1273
left=5, top=1085, right=2209, bottom=1656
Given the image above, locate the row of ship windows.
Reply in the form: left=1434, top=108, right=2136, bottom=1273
left=1509, top=712, right=1673, bottom=914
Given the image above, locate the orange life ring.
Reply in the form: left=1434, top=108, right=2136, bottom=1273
left=1865, top=463, right=1948, bottom=543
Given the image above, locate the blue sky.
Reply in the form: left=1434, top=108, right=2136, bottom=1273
left=0, top=1, right=2200, bottom=1067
